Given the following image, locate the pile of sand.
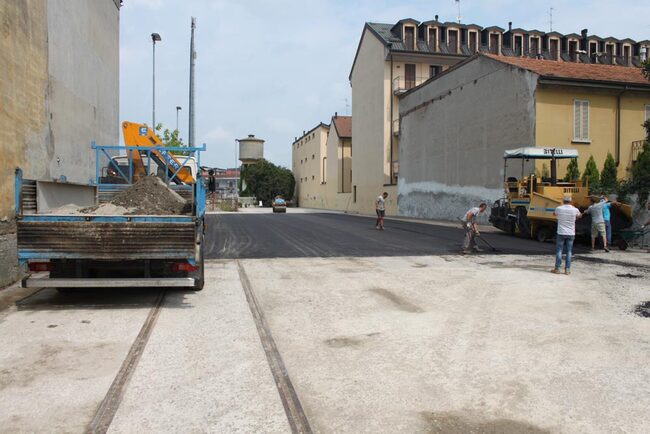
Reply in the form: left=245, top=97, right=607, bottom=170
left=94, top=175, right=189, bottom=215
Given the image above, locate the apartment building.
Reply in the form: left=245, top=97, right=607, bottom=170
left=292, top=123, right=329, bottom=208
left=398, top=53, right=650, bottom=221
left=347, top=17, right=649, bottom=216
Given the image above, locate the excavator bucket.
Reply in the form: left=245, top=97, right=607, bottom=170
left=121, top=121, right=195, bottom=184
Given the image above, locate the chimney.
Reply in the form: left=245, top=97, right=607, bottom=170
left=335, top=111, right=338, bottom=118
left=581, top=29, right=588, bottom=39
left=508, top=22, right=512, bottom=32
left=435, top=15, right=438, bottom=22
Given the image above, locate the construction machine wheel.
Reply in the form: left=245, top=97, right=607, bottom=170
left=536, top=226, right=553, bottom=243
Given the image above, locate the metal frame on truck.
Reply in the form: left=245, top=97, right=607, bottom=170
left=16, top=143, right=207, bottom=290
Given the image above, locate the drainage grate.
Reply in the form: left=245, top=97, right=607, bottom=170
left=634, top=301, right=650, bottom=318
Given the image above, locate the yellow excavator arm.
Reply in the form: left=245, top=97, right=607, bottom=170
left=121, top=121, right=195, bottom=184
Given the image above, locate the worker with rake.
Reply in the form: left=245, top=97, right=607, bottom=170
left=462, top=203, right=487, bottom=254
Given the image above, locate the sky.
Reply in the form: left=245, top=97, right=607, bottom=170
left=119, top=0, right=650, bottom=169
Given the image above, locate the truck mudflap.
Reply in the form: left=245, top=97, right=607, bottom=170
left=21, top=277, right=195, bottom=288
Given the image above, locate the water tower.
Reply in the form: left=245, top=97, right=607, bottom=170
left=238, top=134, right=264, bottom=166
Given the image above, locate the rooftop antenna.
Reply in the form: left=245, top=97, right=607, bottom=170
left=456, top=0, right=461, bottom=24
left=549, top=7, right=554, bottom=32
left=344, top=98, right=350, bottom=116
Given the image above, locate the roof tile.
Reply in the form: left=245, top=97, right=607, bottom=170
left=483, top=53, right=650, bottom=86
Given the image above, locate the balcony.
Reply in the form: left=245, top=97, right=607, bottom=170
left=392, top=76, right=428, bottom=95
left=629, top=140, right=646, bottom=169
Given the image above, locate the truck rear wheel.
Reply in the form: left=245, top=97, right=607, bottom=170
left=192, top=242, right=205, bottom=291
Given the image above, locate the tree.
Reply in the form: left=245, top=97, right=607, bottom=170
left=564, top=158, right=581, bottom=181
left=582, top=155, right=600, bottom=192
left=155, top=123, right=188, bottom=154
left=600, top=152, right=618, bottom=193
left=642, top=59, right=650, bottom=81
left=241, top=159, right=296, bottom=206
left=627, top=120, right=650, bottom=205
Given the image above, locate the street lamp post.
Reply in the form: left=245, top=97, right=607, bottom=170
left=176, top=106, right=182, bottom=132
left=151, top=32, right=162, bottom=129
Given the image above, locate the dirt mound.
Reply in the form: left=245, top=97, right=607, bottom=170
left=84, top=176, right=189, bottom=215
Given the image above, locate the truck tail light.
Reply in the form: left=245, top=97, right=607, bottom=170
left=28, top=262, right=54, bottom=272
left=171, top=262, right=199, bottom=272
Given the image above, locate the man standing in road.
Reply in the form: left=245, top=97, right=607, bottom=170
left=462, top=203, right=487, bottom=253
left=375, top=192, right=388, bottom=230
left=552, top=196, right=582, bottom=275
left=586, top=196, right=609, bottom=252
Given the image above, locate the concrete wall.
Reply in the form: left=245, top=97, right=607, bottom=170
left=536, top=87, right=650, bottom=177
left=398, top=56, right=538, bottom=221
left=0, top=0, right=119, bottom=287
left=1, top=1, right=49, bottom=222
left=46, top=0, right=120, bottom=184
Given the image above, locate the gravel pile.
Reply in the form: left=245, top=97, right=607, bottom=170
left=84, top=175, right=190, bottom=215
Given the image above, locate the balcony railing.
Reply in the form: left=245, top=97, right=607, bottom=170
left=630, top=140, right=646, bottom=168
left=393, top=76, right=428, bottom=94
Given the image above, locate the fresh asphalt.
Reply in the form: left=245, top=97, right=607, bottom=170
left=205, top=212, right=564, bottom=259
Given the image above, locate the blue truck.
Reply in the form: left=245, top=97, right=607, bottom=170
left=15, top=142, right=206, bottom=291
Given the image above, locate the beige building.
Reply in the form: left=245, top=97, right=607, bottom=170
left=292, top=123, right=329, bottom=208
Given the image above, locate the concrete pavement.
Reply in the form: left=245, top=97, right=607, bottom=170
left=0, top=211, right=648, bottom=433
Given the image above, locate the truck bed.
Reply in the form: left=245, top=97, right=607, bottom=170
left=17, top=214, right=196, bottom=260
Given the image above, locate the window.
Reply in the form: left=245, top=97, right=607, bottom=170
left=469, top=31, right=478, bottom=53
left=568, top=40, right=578, bottom=61
left=530, top=37, right=540, bottom=54
left=405, top=63, right=416, bottom=89
left=589, top=42, right=598, bottom=56
left=489, top=33, right=499, bottom=54
left=514, top=35, right=523, bottom=56
left=623, top=45, right=631, bottom=65
left=573, top=100, right=590, bottom=142
left=312, top=175, right=315, bottom=181
left=322, top=157, right=327, bottom=183
left=428, top=27, right=437, bottom=52
left=429, top=65, right=440, bottom=78
left=448, top=29, right=458, bottom=53
left=549, top=39, right=559, bottom=60
left=404, top=26, right=415, bottom=50
left=353, top=185, right=357, bottom=203
left=312, top=154, right=315, bottom=159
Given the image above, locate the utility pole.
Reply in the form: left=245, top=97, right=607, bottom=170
left=549, top=7, right=554, bottom=32
left=188, top=17, right=197, bottom=147
left=151, top=33, right=161, bottom=129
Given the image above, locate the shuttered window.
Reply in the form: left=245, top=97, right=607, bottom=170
left=573, top=100, right=590, bottom=142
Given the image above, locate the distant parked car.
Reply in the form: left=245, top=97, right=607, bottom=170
left=272, top=196, right=287, bottom=213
